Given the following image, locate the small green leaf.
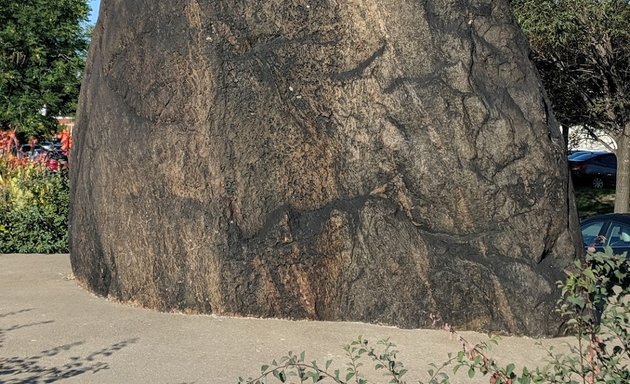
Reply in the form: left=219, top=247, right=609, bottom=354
left=583, top=268, right=595, bottom=280
left=567, top=295, right=585, bottom=308
left=468, top=367, right=475, bottom=378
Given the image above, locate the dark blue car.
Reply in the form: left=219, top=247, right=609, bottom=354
left=569, top=151, right=617, bottom=189
left=581, top=213, right=630, bottom=255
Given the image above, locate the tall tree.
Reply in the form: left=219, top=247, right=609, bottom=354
left=0, top=0, right=90, bottom=138
left=512, top=0, right=630, bottom=211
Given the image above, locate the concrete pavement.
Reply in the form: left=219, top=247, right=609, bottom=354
left=0, top=254, right=573, bottom=383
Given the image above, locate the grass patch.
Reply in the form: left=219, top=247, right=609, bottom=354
left=574, top=187, right=615, bottom=218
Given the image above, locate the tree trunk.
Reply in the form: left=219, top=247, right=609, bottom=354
left=562, top=124, right=569, bottom=151
left=70, top=0, right=581, bottom=336
left=614, top=126, right=630, bottom=213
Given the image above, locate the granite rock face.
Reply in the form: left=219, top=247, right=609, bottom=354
left=71, top=0, right=581, bottom=335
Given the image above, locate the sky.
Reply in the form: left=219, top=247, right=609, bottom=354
left=88, top=0, right=101, bottom=25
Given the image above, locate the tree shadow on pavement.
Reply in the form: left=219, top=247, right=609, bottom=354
left=0, top=310, right=138, bottom=383
left=0, top=320, right=55, bottom=349
left=0, top=309, right=35, bottom=319
left=0, top=309, right=46, bottom=350
left=0, top=339, right=138, bottom=383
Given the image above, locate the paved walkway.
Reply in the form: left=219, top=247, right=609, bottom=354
left=0, top=254, right=573, bottom=383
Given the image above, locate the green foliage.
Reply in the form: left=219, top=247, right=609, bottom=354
left=238, top=337, right=408, bottom=384
left=240, top=248, right=629, bottom=384
left=511, top=0, right=629, bottom=134
left=0, top=161, right=69, bottom=253
left=574, top=187, right=615, bottom=218
left=550, top=248, right=629, bottom=383
left=0, top=0, right=90, bottom=137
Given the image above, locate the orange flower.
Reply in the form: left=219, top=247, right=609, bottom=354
left=0, top=129, right=19, bottom=153
left=57, top=129, right=72, bottom=156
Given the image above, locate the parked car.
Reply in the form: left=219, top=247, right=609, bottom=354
left=18, top=144, right=47, bottom=160
left=568, top=151, right=617, bottom=189
left=568, top=150, right=610, bottom=160
left=581, top=213, right=630, bottom=256
left=16, top=142, right=68, bottom=171
left=567, top=149, right=593, bottom=157
left=39, top=140, right=62, bottom=152
left=581, top=213, right=630, bottom=290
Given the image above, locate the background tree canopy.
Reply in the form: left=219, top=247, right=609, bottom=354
left=0, top=0, right=90, bottom=138
left=512, top=0, right=630, bottom=211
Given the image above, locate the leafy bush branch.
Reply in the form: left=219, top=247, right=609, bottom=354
left=239, top=337, right=408, bottom=384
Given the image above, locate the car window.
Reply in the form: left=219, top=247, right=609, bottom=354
left=599, top=154, right=617, bottom=166
left=582, top=220, right=606, bottom=245
left=606, top=221, right=630, bottom=247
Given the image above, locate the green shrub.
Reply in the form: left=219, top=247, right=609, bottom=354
left=0, top=160, right=69, bottom=254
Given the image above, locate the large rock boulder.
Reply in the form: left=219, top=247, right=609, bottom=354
left=71, top=0, right=581, bottom=335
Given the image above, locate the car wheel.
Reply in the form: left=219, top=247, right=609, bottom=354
left=592, top=177, right=604, bottom=189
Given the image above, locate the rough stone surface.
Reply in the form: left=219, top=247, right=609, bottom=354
left=71, top=0, right=582, bottom=335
